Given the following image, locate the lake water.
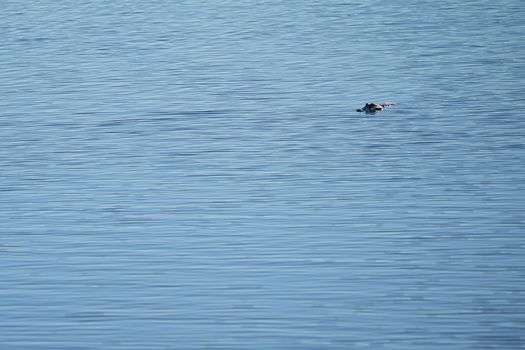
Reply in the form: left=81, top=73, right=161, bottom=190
left=1, top=1, right=524, bottom=349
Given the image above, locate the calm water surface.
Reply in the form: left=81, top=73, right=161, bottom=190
left=1, top=1, right=524, bottom=349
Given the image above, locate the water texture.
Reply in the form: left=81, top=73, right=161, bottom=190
left=1, top=1, right=524, bottom=349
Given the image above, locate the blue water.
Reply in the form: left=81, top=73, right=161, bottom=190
left=1, top=1, right=524, bottom=349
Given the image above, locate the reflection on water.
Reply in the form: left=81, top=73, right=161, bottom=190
left=1, top=0, right=524, bottom=349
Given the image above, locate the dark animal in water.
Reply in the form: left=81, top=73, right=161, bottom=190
left=356, top=102, right=396, bottom=113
